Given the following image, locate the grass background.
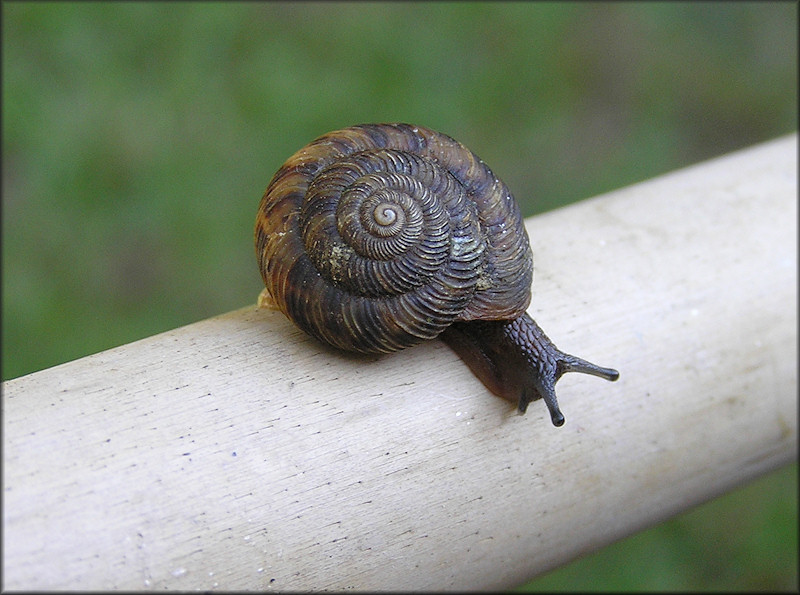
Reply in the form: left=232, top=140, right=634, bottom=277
left=2, top=1, right=797, bottom=590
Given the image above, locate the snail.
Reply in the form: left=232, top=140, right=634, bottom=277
left=255, top=123, right=618, bottom=426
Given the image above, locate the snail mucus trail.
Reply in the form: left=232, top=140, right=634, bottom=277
left=255, top=123, right=619, bottom=426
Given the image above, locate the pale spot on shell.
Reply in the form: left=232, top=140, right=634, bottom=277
left=258, top=287, right=278, bottom=310
left=374, top=204, right=397, bottom=226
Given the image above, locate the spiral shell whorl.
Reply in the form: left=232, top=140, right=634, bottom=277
left=255, top=123, right=533, bottom=353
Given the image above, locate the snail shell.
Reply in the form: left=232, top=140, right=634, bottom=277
left=255, top=123, right=618, bottom=425
left=255, top=123, right=532, bottom=353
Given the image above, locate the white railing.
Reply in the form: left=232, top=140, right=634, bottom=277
left=3, top=134, right=796, bottom=591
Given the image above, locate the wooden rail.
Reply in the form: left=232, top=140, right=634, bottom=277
left=3, top=134, right=797, bottom=591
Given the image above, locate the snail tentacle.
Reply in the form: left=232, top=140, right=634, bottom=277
left=440, top=314, right=619, bottom=426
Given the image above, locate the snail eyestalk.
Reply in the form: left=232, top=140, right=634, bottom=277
left=440, top=313, right=619, bottom=426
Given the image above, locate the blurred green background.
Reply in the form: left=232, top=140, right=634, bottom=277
left=2, top=1, right=796, bottom=590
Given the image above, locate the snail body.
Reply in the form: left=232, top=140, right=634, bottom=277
left=255, top=123, right=618, bottom=425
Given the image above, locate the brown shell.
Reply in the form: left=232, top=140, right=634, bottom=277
left=254, top=123, right=533, bottom=354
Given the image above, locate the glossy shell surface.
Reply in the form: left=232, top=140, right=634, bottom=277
left=255, top=123, right=533, bottom=353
